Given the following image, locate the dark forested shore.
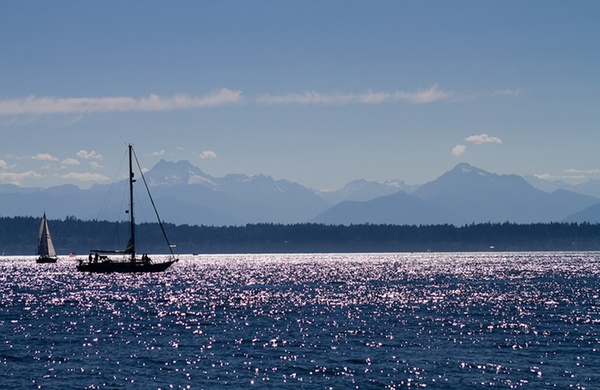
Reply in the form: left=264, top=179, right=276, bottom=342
left=2, top=216, right=600, bottom=256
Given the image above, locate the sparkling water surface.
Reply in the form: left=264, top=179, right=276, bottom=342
left=1, top=252, right=599, bottom=389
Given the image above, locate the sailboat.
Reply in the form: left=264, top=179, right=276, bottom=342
left=76, top=144, right=178, bottom=273
left=36, top=213, right=58, bottom=263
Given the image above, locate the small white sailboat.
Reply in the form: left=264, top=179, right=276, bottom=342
left=36, top=213, right=58, bottom=263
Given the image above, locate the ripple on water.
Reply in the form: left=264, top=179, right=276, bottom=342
left=1, top=252, right=600, bottom=388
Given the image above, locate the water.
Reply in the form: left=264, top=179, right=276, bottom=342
left=1, top=252, right=599, bottom=389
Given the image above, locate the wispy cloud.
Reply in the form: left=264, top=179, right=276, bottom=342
left=60, top=158, right=80, bottom=167
left=0, top=171, right=42, bottom=185
left=534, top=172, right=589, bottom=183
left=0, top=85, right=521, bottom=116
left=256, top=84, right=452, bottom=106
left=0, top=89, right=242, bottom=116
left=452, top=145, right=466, bottom=157
left=465, top=134, right=503, bottom=145
left=534, top=173, right=556, bottom=180
left=152, top=150, right=166, bottom=157
left=492, top=88, right=526, bottom=97
left=33, top=153, right=58, bottom=161
left=89, top=161, right=103, bottom=169
left=61, top=172, right=110, bottom=182
left=199, top=150, right=217, bottom=159
left=453, top=133, right=503, bottom=157
left=564, top=168, right=600, bottom=175
left=77, top=150, right=102, bottom=160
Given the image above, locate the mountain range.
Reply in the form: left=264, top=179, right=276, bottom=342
left=1, top=161, right=600, bottom=226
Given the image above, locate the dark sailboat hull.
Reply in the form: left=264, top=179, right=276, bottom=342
left=36, top=256, right=58, bottom=264
left=76, top=259, right=177, bottom=273
left=77, top=144, right=179, bottom=274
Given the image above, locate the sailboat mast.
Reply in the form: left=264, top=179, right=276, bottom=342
left=128, top=144, right=136, bottom=259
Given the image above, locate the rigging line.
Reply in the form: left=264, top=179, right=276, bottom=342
left=131, top=146, right=176, bottom=257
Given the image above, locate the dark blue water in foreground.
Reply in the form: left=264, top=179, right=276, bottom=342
left=1, top=252, right=599, bottom=389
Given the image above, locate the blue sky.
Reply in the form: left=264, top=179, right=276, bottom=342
left=1, top=1, right=599, bottom=190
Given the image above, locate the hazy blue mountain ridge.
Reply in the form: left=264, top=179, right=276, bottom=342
left=563, top=203, right=600, bottom=223
left=133, top=160, right=331, bottom=225
left=8, top=159, right=330, bottom=226
left=524, top=175, right=600, bottom=199
left=413, top=163, right=598, bottom=223
left=0, top=161, right=599, bottom=226
left=311, top=191, right=466, bottom=225
left=313, top=163, right=600, bottom=225
left=145, top=160, right=218, bottom=188
left=315, top=179, right=419, bottom=204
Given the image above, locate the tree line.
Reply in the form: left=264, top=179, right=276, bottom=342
left=2, top=216, right=600, bottom=255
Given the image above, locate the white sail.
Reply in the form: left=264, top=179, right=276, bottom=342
left=37, top=214, right=57, bottom=258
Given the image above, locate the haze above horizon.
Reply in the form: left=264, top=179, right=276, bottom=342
left=1, top=1, right=599, bottom=191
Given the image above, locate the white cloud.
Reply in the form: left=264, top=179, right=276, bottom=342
left=152, top=150, right=166, bottom=157
left=0, top=86, right=524, bottom=116
left=564, top=168, right=600, bottom=175
left=61, top=158, right=80, bottom=167
left=408, top=84, right=453, bottom=104
left=200, top=150, right=217, bottom=159
left=492, top=88, right=525, bottom=97
left=0, top=89, right=242, bottom=116
left=77, top=150, right=102, bottom=160
left=0, top=159, right=7, bottom=170
left=452, top=145, right=467, bottom=157
left=453, top=133, right=502, bottom=157
left=534, top=172, right=588, bottom=183
left=256, top=84, right=452, bottom=106
left=33, top=153, right=58, bottom=161
left=465, top=134, right=503, bottom=145
left=534, top=173, right=555, bottom=180
left=61, top=172, right=110, bottom=182
left=89, top=161, right=103, bottom=169
left=0, top=170, right=42, bottom=185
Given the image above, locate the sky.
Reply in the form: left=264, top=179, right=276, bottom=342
left=1, top=1, right=599, bottom=191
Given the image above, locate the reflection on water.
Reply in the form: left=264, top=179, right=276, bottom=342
left=1, top=252, right=599, bottom=388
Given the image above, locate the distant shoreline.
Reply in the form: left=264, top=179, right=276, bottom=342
left=3, top=217, right=600, bottom=256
